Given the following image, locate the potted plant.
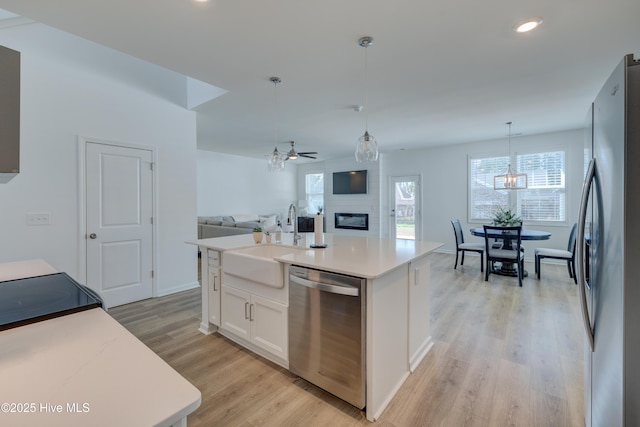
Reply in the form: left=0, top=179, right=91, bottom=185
left=264, top=230, right=272, bottom=243
left=252, top=227, right=263, bottom=244
left=492, top=206, right=522, bottom=226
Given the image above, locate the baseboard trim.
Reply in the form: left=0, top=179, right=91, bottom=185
left=199, top=322, right=217, bottom=335
left=367, top=371, right=411, bottom=421
left=157, top=280, right=200, bottom=298
left=409, top=336, right=434, bottom=372
left=218, top=329, right=288, bottom=369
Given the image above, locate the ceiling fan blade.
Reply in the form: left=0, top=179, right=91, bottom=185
left=299, top=153, right=317, bottom=159
left=298, top=151, right=318, bottom=155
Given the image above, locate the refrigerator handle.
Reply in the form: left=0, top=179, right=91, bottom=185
left=577, top=158, right=596, bottom=352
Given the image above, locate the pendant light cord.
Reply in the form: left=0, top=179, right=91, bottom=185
left=507, top=121, right=512, bottom=166
left=274, top=79, right=279, bottom=147
left=364, top=44, right=369, bottom=132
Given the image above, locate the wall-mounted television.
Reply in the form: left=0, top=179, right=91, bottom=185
left=333, top=170, right=368, bottom=194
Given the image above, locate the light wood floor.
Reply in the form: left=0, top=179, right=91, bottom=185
left=109, top=253, right=584, bottom=426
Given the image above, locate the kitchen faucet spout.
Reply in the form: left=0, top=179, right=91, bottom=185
left=288, top=203, right=301, bottom=245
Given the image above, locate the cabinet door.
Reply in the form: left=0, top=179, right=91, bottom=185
left=208, top=267, right=221, bottom=326
left=408, top=256, right=431, bottom=371
left=250, top=295, right=288, bottom=361
left=207, top=249, right=220, bottom=267
left=221, top=286, right=251, bottom=340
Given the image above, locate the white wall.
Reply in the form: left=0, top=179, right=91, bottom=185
left=381, top=129, right=585, bottom=258
left=297, top=157, right=381, bottom=237
left=0, top=22, right=199, bottom=296
left=295, top=132, right=583, bottom=255
left=197, top=150, right=297, bottom=220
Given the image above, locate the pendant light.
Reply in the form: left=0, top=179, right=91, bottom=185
left=355, top=36, right=379, bottom=162
left=267, top=77, right=286, bottom=172
left=494, top=121, right=528, bottom=190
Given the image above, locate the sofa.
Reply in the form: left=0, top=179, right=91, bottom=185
left=198, top=213, right=281, bottom=239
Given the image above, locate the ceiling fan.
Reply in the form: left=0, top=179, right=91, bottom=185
left=284, top=141, right=317, bottom=160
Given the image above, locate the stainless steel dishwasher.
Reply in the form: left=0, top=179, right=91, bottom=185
left=288, top=265, right=366, bottom=409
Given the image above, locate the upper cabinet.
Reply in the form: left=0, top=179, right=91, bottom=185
left=0, top=45, right=20, bottom=184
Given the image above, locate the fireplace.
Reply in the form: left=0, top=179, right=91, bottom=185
left=334, top=213, right=369, bottom=231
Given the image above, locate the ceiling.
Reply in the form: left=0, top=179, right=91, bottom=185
left=0, top=0, right=638, bottom=162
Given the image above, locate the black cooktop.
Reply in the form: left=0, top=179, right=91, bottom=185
left=0, top=272, right=103, bottom=331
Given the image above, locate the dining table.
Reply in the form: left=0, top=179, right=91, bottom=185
left=470, top=227, right=551, bottom=277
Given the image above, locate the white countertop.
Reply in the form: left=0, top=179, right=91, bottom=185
left=187, top=232, right=302, bottom=251
left=188, top=233, right=442, bottom=278
left=0, top=259, right=56, bottom=281
left=0, top=260, right=201, bottom=427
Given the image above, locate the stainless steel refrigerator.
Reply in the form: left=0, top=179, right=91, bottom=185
left=578, top=53, right=640, bottom=427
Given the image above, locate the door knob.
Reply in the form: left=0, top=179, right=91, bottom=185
left=89, top=233, right=97, bottom=239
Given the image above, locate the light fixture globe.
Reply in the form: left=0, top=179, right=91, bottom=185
left=267, top=146, right=285, bottom=172
left=356, top=131, right=379, bottom=162
left=286, top=144, right=298, bottom=160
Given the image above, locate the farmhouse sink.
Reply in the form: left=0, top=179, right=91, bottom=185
left=223, top=245, right=301, bottom=288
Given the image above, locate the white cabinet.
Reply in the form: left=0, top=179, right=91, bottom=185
left=207, top=266, right=221, bottom=326
left=220, top=286, right=251, bottom=340
left=220, top=285, right=288, bottom=362
left=251, top=295, right=288, bottom=359
left=199, top=249, right=221, bottom=335
left=408, top=255, right=432, bottom=371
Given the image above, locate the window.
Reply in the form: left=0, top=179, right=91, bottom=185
left=516, top=151, right=565, bottom=222
left=305, top=173, right=324, bottom=214
left=469, top=156, right=509, bottom=221
left=469, top=151, right=566, bottom=223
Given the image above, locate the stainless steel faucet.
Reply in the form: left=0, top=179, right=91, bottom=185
left=288, top=203, right=301, bottom=245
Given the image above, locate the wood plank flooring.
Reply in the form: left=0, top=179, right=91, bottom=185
left=109, top=253, right=584, bottom=426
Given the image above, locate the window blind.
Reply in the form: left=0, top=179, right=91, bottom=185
left=516, top=151, right=566, bottom=222
left=469, top=156, right=509, bottom=220
left=469, top=151, right=566, bottom=223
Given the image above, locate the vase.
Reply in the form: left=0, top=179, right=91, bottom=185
left=265, top=234, right=272, bottom=243
left=253, top=232, right=263, bottom=244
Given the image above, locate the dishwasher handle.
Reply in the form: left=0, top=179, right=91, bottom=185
left=289, top=274, right=359, bottom=297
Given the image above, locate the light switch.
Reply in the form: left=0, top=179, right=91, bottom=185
left=26, top=212, right=51, bottom=226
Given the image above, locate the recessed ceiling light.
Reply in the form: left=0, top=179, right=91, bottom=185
left=515, top=17, right=543, bottom=33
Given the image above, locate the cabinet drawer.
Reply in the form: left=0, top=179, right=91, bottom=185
left=207, top=249, right=220, bottom=266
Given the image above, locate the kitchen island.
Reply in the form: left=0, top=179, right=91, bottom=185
left=0, top=260, right=201, bottom=427
left=189, top=233, right=442, bottom=421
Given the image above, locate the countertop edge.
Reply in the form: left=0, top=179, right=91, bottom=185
left=189, top=235, right=443, bottom=279
left=0, top=260, right=202, bottom=427
left=274, top=241, right=443, bottom=279
left=0, top=259, right=57, bottom=281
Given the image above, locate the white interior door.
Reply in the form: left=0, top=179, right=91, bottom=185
left=389, top=176, right=420, bottom=240
left=85, top=142, right=154, bottom=308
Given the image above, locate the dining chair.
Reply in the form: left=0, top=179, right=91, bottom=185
left=451, top=220, right=484, bottom=272
left=483, top=224, right=525, bottom=286
left=534, top=223, right=577, bottom=284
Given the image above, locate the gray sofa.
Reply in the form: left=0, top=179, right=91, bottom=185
left=198, top=214, right=280, bottom=239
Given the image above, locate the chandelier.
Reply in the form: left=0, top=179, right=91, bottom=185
left=494, top=121, right=527, bottom=190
